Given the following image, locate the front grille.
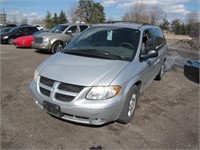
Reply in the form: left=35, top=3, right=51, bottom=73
left=55, top=93, right=74, bottom=102
left=34, top=37, right=43, bottom=44
left=38, top=76, right=85, bottom=102
left=40, top=76, right=54, bottom=87
left=40, top=87, right=51, bottom=97
left=58, top=83, right=84, bottom=93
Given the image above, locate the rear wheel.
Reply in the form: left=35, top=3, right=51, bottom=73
left=117, top=85, right=139, bottom=124
left=51, top=41, right=64, bottom=54
left=155, top=63, right=165, bottom=80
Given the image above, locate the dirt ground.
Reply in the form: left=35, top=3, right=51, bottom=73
left=0, top=41, right=199, bottom=149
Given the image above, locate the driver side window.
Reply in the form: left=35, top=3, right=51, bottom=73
left=66, top=26, right=77, bottom=34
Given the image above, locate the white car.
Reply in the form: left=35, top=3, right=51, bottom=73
left=34, top=24, right=43, bottom=30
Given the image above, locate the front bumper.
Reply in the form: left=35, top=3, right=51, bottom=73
left=1, top=38, right=8, bottom=44
left=32, top=42, right=51, bottom=51
left=29, top=81, right=123, bottom=125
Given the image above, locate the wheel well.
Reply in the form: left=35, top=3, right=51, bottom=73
left=134, top=81, right=142, bottom=92
left=50, top=40, right=64, bottom=50
left=135, top=81, right=142, bottom=87
left=53, top=40, right=63, bottom=45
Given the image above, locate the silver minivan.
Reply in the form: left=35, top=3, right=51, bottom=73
left=30, top=23, right=167, bottom=125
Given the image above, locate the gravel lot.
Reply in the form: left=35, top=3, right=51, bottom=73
left=1, top=42, right=199, bottom=149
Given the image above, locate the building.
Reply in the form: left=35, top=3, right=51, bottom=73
left=0, top=13, right=7, bottom=24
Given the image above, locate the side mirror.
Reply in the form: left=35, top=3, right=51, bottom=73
left=67, top=30, right=72, bottom=35
left=140, top=50, right=158, bottom=60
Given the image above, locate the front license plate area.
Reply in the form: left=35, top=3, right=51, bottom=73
left=43, top=101, right=63, bottom=117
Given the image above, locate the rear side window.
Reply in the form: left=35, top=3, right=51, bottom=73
left=30, top=27, right=39, bottom=32
left=25, top=27, right=38, bottom=34
left=79, top=25, right=88, bottom=32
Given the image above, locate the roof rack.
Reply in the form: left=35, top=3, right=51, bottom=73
left=105, top=21, right=150, bottom=26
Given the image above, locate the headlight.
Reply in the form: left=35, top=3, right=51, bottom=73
left=43, top=37, right=49, bottom=45
left=86, top=86, right=121, bottom=100
left=34, top=70, right=39, bottom=83
left=3, top=36, right=9, bottom=39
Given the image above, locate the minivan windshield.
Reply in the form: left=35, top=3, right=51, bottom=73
left=62, top=26, right=140, bottom=61
left=50, top=25, right=68, bottom=33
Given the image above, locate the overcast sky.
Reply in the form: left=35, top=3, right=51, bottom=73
left=0, top=0, right=199, bottom=23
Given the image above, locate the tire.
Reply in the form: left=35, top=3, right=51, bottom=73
left=117, top=85, right=139, bottom=124
left=51, top=41, right=64, bottom=54
left=8, top=38, right=13, bottom=44
left=155, top=63, right=165, bottom=80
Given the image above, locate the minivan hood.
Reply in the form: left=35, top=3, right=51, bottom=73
left=39, top=53, right=129, bottom=86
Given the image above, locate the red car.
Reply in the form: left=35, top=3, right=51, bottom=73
left=13, top=35, right=34, bottom=47
left=13, top=30, right=48, bottom=47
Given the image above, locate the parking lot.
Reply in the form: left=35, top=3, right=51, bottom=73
left=1, top=43, right=199, bottom=149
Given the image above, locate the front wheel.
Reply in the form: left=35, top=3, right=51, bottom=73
left=155, top=63, right=165, bottom=80
left=117, top=85, right=139, bottom=124
left=51, top=41, right=64, bottom=54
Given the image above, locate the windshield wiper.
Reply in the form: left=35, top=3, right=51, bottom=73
left=63, top=49, right=124, bottom=60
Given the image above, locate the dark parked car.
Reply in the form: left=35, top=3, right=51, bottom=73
left=184, top=60, right=200, bottom=83
left=5, top=24, right=17, bottom=27
left=1, top=26, right=39, bottom=44
left=13, top=30, right=48, bottom=47
left=190, top=33, right=200, bottom=38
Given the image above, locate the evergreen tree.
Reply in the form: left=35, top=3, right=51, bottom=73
left=180, top=23, right=186, bottom=35
left=59, top=10, right=68, bottom=24
left=53, top=13, right=59, bottom=26
left=171, top=19, right=180, bottom=34
left=44, top=11, right=53, bottom=29
left=160, top=18, right=170, bottom=31
left=76, top=0, right=105, bottom=23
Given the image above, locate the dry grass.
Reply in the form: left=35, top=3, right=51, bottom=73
left=164, top=33, right=192, bottom=40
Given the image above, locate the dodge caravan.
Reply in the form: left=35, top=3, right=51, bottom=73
left=29, top=23, right=167, bottom=125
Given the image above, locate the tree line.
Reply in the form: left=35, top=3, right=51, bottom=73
left=7, top=0, right=199, bottom=35
left=122, top=2, right=199, bottom=35
left=44, top=0, right=105, bottom=29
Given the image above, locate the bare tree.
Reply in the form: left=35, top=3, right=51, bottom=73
left=12, top=15, right=18, bottom=24
left=122, top=2, right=148, bottom=23
left=106, top=16, right=115, bottom=22
left=122, top=12, right=133, bottom=22
left=133, top=2, right=148, bottom=22
left=186, top=11, right=199, bottom=24
left=20, top=17, right=28, bottom=24
left=31, top=19, right=44, bottom=25
left=68, top=4, right=79, bottom=23
left=149, top=6, right=165, bottom=25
